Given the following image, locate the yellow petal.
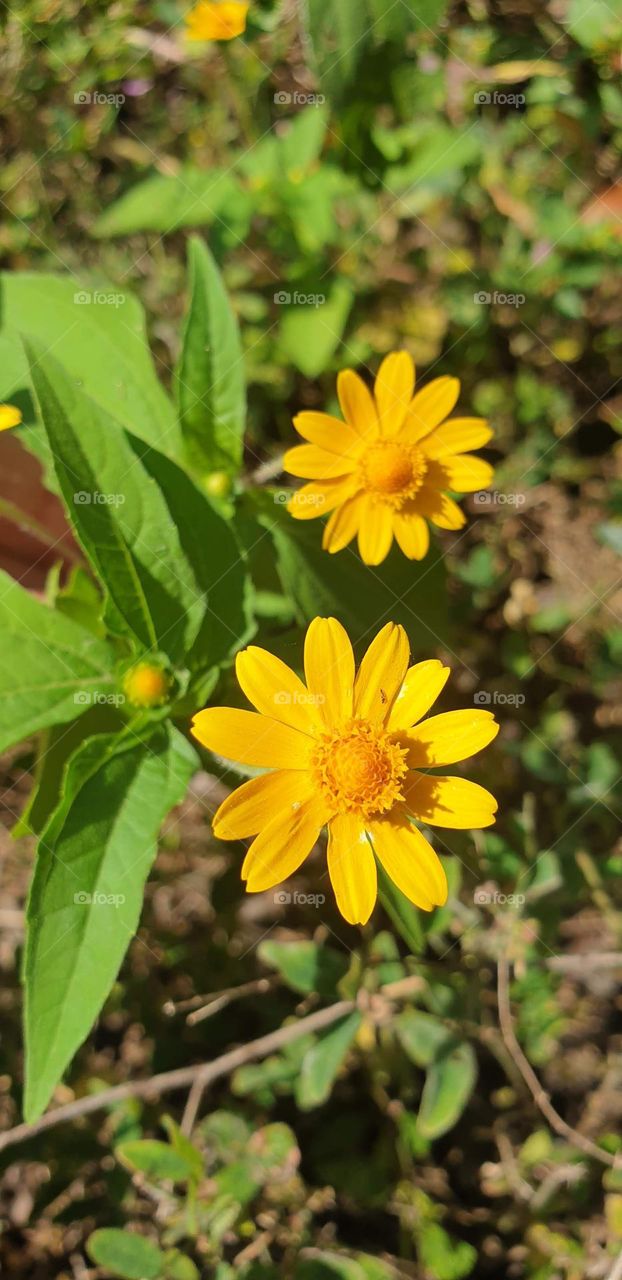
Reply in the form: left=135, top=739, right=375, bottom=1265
left=392, top=512, right=430, bottom=560
left=287, top=476, right=356, bottom=520
left=421, top=417, right=493, bottom=458
left=236, top=646, right=320, bottom=734
left=403, top=377, right=460, bottom=442
left=415, top=488, right=466, bottom=530
left=404, top=709, right=499, bottom=767
left=292, top=412, right=363, bottom=458
left=403, top=772, right=498, bottom=829
left=387, top=660, right=451, bottom=731
left=213, top=769, right=313, bottom=839
left=427, top=455, right=495, bottom=493
left=337, top=370, right=379, bottom=437
left=284, top=443, right=356, bottom=480
left=185, top=0, right=248, bottom=40
left=304, top=616, right=355, bottom=727
left=242, top=795, right=329, bottom=892
left=191, top=707, right=313, bottom=769
left=369, top=813, right=447, bottom=909
left=374, top=351, right=415, bottom=436
left=0, top=404, right=22, bottom=431
left=354, top=621, right=410, bottom=724
left=322, top=493, right=364, bottom=553
left=328, top=814, right=376, bottom=925
left=357, top=497, right=394, bottom=565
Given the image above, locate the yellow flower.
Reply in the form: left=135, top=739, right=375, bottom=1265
left=192, top=618, right=499, bottom=925
left=0, top=404, right=22, bottom=431
left=185, top=0, right=249, bottom=41
left=284, top=351, right=494, bottom=566
left=123, top=662, right=171, bottom=708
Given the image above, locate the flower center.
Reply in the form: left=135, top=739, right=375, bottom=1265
left=360, top=442, right=427, bottom=509
left=311, top=719, right=408, bottom=820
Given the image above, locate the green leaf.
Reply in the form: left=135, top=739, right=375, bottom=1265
left=278, top=106, right=329, bottom=174
left=305, top=0, right=371, bottom=99
left=87, top=1229, right=164, bottom=1280
left=417, top=1223, right=477, bottom=1280
left=0, top=272, right=179, bottom=455
left=0, top=569, right=115, bottom=754
left=376, top=861, right=425, bottom=955
left=161, top=1115, right=204, bottom=1182
left=567, top=0, right=622, bottom=49
left=278, top=281, right=354, bottom=378
left=116, top=1138, right=198, bottom=1183
left=26, top=339, right=250, bottom=666
left=258, top=500, right=449, bottom=653
left=295, top=1010, right=361, bottom=1110
left=417, top=1041, right=478, bottom=1139
left=258, top=940, right=349, bottom=997
left=24, top=724, right=198, bottom=1121
left=395, top=1009, right=454, bottom=1067
left=162, top=1251, right=200, bottom=1280
left=92, top=167, right=250, bottom=238
left=175, top=237, right=246, bottom=476
left=367, top=0, right=449, bottom=38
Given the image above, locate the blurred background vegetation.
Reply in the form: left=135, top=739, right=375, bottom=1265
left=1, top=0, right=622, bottom=1276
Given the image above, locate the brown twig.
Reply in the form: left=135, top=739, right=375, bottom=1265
left=497, top=956, right=620, bottom=1169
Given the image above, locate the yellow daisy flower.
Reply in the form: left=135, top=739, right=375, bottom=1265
left=284, top=351, right=494, bottom=566
left=0, top=404, right=22, bottom=431
left=185, top=0, right=249, bottom=41
left=191, top=618, right=499, bottom=926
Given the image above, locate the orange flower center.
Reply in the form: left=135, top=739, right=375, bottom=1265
left=311, top=719, right=408, bottom=819
left=360, top=442, right=427, bottom=509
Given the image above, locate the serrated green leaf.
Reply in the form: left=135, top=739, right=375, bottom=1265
left=24, top=724, right=198, bottom=1121
left=0, top=569, right=115, bottom=754
left=87, top=1229, right=163, bottom=1280
left=175, top=237, right=246, bottom=476
left=295, top=1010, right=361, bottom=1110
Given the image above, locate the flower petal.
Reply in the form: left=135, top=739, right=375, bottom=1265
left=0, top=404, right=22, bottom=431
left=322, top=493, right=365, bottom=553
left=304, top=616, right=355, bottom=727
left=357, top=497, right=394, bottom=565
left=354, top=621, right=410, bottom=724
left=287, top=476, right=357, bottom=520
left=403, top=772, right=498, bottom=829
left=236, top=646, right=320, bottom=734
left=392, top=512, right=430, bottom=560
left=328, top=814, right=377, bottom=924
left=414, top=488, right=466, bottom=530
left=421, top=417, right=493, bottom=458
left=403, top=377, right=461, bottom=442
left=337, top=370, right=379, bottom=437
left=242, top=795, right=329, bottom=892
left=284, top=443, right=357, bottom=480
left=387, top=660, right=451, bottom=731
left=374, top=351, right=415, bottom=436
left=369, top=812, right=447, bottom=909
left=213, top=769, right=313, bottom=839
left=292, top=412, right=364, bottom=457
left=427, top=455, right=495, bottom=494
left=403, top=709, right=499, bottom=767
left=191, top=708, right=313, bottom=769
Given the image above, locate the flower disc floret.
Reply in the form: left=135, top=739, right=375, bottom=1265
left=311, top=719, right=408, bottom=819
